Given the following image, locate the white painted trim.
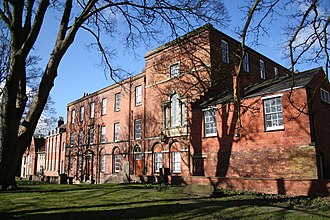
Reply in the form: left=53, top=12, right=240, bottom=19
left=261, top=94, right=283, bottom=100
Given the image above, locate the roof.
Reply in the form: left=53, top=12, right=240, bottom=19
left=199, top=67, right=323, bottom=108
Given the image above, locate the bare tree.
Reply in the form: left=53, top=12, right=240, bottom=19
left=0, top=0, right=228, bottom=189
left=233, top=0, right=329, bottom=131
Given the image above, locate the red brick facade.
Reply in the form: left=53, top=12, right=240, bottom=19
left=43, top=118, right=67, bottom=182
left=21, top=136, right=45, bottom=179
left=58, top=25, right=330, bottom=195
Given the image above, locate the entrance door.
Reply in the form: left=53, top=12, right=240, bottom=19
left=134, top=146, right=143, bottom=175
left=84, top=150, right=94, bottom=183
left=85, top=156, right=93, bottom=181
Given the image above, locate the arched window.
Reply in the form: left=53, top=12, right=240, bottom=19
left=153, top=144, right=163, bottom=173
left=112, top=147, right=120, bottom=173
left=164, top=93, right=187, bottom=128
left=77, top=151, right=83, bottom=171
left=134, top=146, right=142, bottom=160
left=170, top=142, right=182, bottom=174
left=171, top=94, right=180, bottom=127
left=100, top=150, right=106, bottom=173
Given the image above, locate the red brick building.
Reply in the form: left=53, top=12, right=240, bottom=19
left=65, top=25, right=330, bottom=195
left=43, top=117, right=67, bottom=182
left=21, top=136, right=45, bottom=179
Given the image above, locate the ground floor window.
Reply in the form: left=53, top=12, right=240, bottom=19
left=114, top=154, right=120, bottom=173
left=101, top=154, right=106, bottom=172
left=172, top=152, right=181, bottom=173
left=155, top=153, right=162, bottom=173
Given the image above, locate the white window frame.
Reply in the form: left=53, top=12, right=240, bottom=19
left=101, top=126, right=106, bottom=143
left=114, top=154, right=120, bottom=173
left=171, top=94, right=180, bottom=127
left=260, top=59, right=266, bottom=79
left=204, top=108, right=217, bottom=137
left=78, top=130, right=83, bottom=146
left=169, top=63, right=180, bottom=77
left=243, top=53, right=249, bottom=72
left=80, top=106, right=84, bottom=122
left=262, top=95, right=284, bottom=131
left=114, top=123, right=120, bottom=142
left=172, top=152, right=181, bottom=173
left=90, top=102, right=95, bottom=118
left=274, top=67, right=279, bottom=78
left=135, top=86, right=142, bottom=106
left=70, top=133, right=74, bottom=146
left=154, top=152, right=162, bottom=173
left=221, top=40, right=229, bottom=63
left=134, top=119, right=142, bottom=140
left=78, top=153, right=83, bottom=171
left=88, top=127, right=94, bottom=145
left=101, top=154, right=106, bottom=173
left=71, top=110, right=76, bottom=124
left=115, top=93, right=121, bottom=111
left=321, top=88, right=330, bottom=104
left=101, top=98, right=107, bottom=115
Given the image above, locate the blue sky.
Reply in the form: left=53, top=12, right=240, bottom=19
left=33, top=1, right=328, bottom=122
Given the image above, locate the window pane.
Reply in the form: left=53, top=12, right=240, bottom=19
left=115, top=93, right=121, bottom=111
left=170, top=63, right=179, bottom=77
left=264, top=97, right=284, bottom=130
left=204, top=109, right=217, bottom=136
left=171, top=94, right=180, bottom=127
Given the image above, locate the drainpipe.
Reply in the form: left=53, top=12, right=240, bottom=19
left=128, top=77, right=132, bottom=179
left=143, top=75, right=147, bottom=175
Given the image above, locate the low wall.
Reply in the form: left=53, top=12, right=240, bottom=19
left=187, top=176, right=330, bottom=197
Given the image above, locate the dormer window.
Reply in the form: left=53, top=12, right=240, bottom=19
left=169, top=63, right=180, bottom=77
left=321, top=88, right=330, bottom=104
left=243, top=53, right=249, bottom=72
left=260, top=59, right=266, bottom=79
left=221, top=40, right=229, bottom=63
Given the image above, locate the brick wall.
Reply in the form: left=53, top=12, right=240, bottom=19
left=193, top=87, right=318, bottom=179
left=187, top=176, right=330, bottom=196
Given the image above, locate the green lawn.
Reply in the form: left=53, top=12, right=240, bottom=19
left=0, top=181, right=329, bottom=219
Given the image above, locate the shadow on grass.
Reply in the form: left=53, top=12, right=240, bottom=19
left=1, top=195, right=329, bottom=220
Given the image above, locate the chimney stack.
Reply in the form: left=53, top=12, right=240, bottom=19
left=58, top=116, right=64, bottom=127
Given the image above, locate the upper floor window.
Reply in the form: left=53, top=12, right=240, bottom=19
left=101, top=98, right=107, bottom=115
left=115, top=93, right=121, bottom=111
left=321, top=88, right=330, bottom=104
left=78, top=130, right=83, bottom=146
left=101, top=126, right=106, bottom=143
left=274, top=67, right=279, bottom=78
left=204, top=109, right=217, bottom=137
left=69, top=133, right=74, bottom=146
left=114, top=123, right=120, bottom=142
left=171, top=94, right=180, bottom=127
left=88, top=126, right=94, bottom=145
left=80, top=106, right=84, bottom=122
left=169, top=63, right=180, bottom=77
left=164, top=94, right=187, bottom=128
left=221, top=40, right=229, bottom=63
left=71, top=110, right=76, bottom=124
left=135, top=86, right=142, bottom=106
left=134, top=119, right=142, bottom=140
left=90, top=102, right=95, bottom=118
left=263, top=95, right=284, bottom=131
left=260, top=59, right=266, bottom=79
left=243, top=53, right=249, bottom=72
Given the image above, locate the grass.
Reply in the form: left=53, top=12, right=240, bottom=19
left=0, top=181, right=329, bottom=219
